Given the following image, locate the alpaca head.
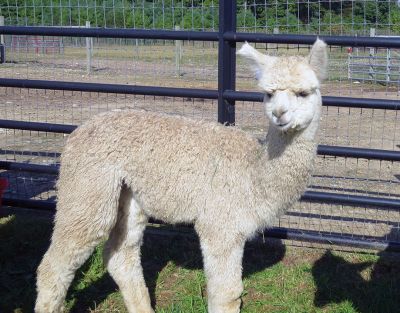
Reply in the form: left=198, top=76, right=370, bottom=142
left=237, top=39, right=328, bottom=133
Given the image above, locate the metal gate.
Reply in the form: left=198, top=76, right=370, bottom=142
left=0, top=0, right=399, bottom=251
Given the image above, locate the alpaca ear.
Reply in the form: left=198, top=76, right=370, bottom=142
left=237, top=42, right=274, bottom=80
left=308, top=38, right=328, bottom=81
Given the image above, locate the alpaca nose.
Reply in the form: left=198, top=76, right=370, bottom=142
left=272, top=107, right=288, bottom=118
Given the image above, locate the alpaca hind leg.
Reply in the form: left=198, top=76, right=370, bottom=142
left=200, top=236, right=245, bottom=313
left=103, top=188, right=153, bottom=313
left=35, top=235, right=101, bottom=313
left=35, top=173, right=123, bottom=313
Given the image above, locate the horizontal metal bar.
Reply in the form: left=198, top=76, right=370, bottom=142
left=0, top=119, right=76, bottom=133
left=0, top=161, right=59, bottom=174
left=1, top=79, right=399, bottom=111
left=0, top=149, right=61, bottom=158
left=350, top=64, right=399, bottom=69
left=225, top=32, right=400, bottom=48
left=265, top=228, right=400, bottom=252
left=0, top=26, right=219, bottom=41
left=317, top=145, right=400, bottom=162
left=302, top=191, right=400, bottom=210
left=350, top=55, right=399, bottom=60
left=286, top=211, right=400, bottom=227
left=4, top=199, right=400, bottom=251
left=1, top=120, right=399, bottom=161
left=325, top=96, right=400, bottom=110
left=349, top=78, right=400, bottom=83
left=224, top=91, right=400, bottom=110
left=123, top=225, right=400, bottom=253
left=1, top=26, right=400, bottom=49
left=1, top=160, right=399, bottom=209
left=2, top=198, right=56, bottom=211
left=0, top=78, right=219, bottom=99
left=223, top=90, right=264, bottom=102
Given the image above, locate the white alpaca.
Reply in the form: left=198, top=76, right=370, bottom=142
left=35, top=39, right=328, bottom=313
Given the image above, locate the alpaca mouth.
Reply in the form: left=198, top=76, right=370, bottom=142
left=276, top=121, right=292, bottom=131
left=270, top=113, right=293, bottom=131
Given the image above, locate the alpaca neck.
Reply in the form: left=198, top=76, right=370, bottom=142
left=254, top=108, right=320, bottom=226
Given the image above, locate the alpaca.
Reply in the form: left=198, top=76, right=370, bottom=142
left=35, top=39, right=328, bottom=313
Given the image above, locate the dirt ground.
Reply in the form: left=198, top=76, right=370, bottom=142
left=1, top=42, right=399, bottom=243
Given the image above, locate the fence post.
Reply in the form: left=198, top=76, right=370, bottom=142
left=369, top=28, right=375, bottom=81
left=0, top=16, right=4, bottom=64
left=218, top=0, right=236, bottom=125
left=386, top=48, right=391, bottom=83
left=0, top=16, right=4, bottom=45
left=86, top=21, right=92, bottom=75
left=347, top=49, right=351, bottom=80
left=268, top=27, right=279, bottom=50
left=175, top=25, right=182, bottom=77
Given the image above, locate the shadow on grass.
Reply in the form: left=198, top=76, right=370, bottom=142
left=0, top=214, right=53, bottom=313
left=69, top=228, right=286, bottom=312
left=0, top=214, right=284, bottom=312
left=312, top=229, right=400, bottom=313
left=3, top=212, right=400, bottom=313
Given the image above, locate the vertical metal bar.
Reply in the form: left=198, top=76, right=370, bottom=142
left=175, top=25, right=182, bottom=77
left=0, top=44, right=5, bottom=64
left=369, top=28, right=375, bottom=81
left=86, top=21, right=92, bottom=75
left=386, top=48, right=391, bottom=83
left=217, top=0, right=236, bottom=125
left=0, top=16, right=4, bottom=63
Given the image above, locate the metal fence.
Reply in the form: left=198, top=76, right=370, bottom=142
left=348, top=48, right=400, bottom=84
left=0, top=0, right=400, bottom=252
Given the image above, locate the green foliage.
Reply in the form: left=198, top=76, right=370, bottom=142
left=1, top=0, right=400, bottom=34
left=390, top=3, right=400, bottom=33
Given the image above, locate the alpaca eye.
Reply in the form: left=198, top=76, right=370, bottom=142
left=297, top=91, right=309, bottom=98
left=265, top=92, right=274, bottom=98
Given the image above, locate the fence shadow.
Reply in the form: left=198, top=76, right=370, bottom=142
left=5, top=210, right=400, bottom=312
left=69, top=229, right=286, bottom=312
left=0, top=214, right=53, bottom=313
left=312, top=229, right=400, bottom=313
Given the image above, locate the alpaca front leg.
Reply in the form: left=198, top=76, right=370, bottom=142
left=200, top=238, right=245, bottom=313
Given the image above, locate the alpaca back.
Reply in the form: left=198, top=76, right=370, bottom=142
left=58, top=110, right=263, bottom=225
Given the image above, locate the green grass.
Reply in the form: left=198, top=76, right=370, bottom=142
left=1, top=214, right=399, bottom=313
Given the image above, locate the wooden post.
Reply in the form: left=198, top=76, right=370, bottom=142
left=175, top=25, right=182, bottom=77
left=0, top=16, right=4, bottom=45
left=86, top=21, right=92, bottom=75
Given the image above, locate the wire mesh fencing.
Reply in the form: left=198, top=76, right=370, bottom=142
left=2, top=0, right=400, bottom=35
left=0, top=0, right=400, bottom=249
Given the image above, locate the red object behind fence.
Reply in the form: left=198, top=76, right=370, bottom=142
left=0, top=178, right=8, bottom=207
